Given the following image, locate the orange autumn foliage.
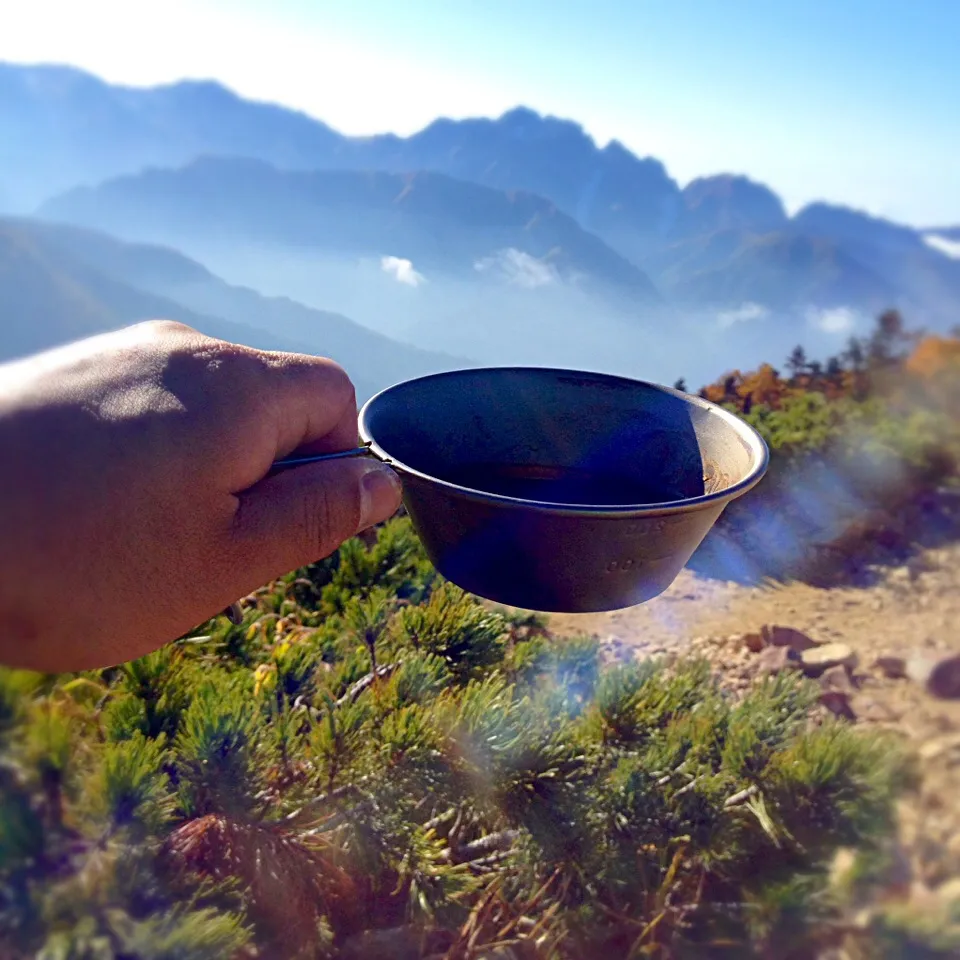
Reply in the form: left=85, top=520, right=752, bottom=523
left=699, top=330, right=960, bottom=418
left=906, top=335, right=960, bottom=379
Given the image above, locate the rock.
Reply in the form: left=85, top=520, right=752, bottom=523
left=738, top=631, right=766, bottom=653
left=817, top=663, right=855, bottom=716
left=765, top=625, right=819, bottom=652
left=820, top=664, right=855, bottom=693
left=889, top=565, right=912, bottom=584
left=906, top=657, right=935, bottom=685
left=927, top=655, right=960, bottom=700
left=820, top=689, right=856, bottom=720
left=801, top=643, right=857, bottom=676
left=873, top=655, right=908, bottom=679
left=936, top=878, right=960, bottom=905
left=920, top=740, right=950, bottom=761
left=753, top=645, right=802, bottom=676
left=906, top=654, right=960, bottom=699
left=853, top=696, right=901, bottom=723
left=947, top=833, right=960, bottom=861
left=908, top=880, right=939, bottom=910
left=918, top=733, right=960, bottom=761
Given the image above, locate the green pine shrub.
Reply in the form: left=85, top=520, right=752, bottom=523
left=0, top=518, right=927, bottom=958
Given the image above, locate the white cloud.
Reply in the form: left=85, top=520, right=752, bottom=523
left=923, top=233, right=960, bottom=260
left=805, top=305, right=858, bottom=334
left=474, top=248, right=560, bottom=288
left=717, top=301, right=769, bottom=328
left=380, top=255, right=425, bottom=287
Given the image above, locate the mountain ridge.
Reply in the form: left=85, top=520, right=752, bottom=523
left=5, top=61, right=945, bottom=240
left=38, top=157, right=662, bottom=300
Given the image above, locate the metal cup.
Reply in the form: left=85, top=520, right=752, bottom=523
left=359, top=367, right=768, bottom=613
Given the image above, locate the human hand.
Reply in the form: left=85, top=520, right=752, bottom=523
left=0, top=321, right=402, bottom=672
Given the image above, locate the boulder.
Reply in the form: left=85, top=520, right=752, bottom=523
left=765, top=625, right=819, bottom=652
left=872, top=655, right=908, bottom=679
left=927, top=655, right=960, bottom=700
left=753, top=645, right=801, bottom=676
left=906, top=654, right=960, bottom=699
left=852, top=696, right=901, bottom=723
left=820, top=664, right=855, bottom=693
left=819, top=689, right=856, bottom=720
left=738, top=631, right=766, bottom=653
left=801, top=643, right=857, bottom=676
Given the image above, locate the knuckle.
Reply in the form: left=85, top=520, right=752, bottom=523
left=318, top=358, right=355, bottom=401
left=209, top=347, right=275, bottom=424
left=196, top=340, right=267, bottom=390
left=264, top=352, right=356, bottom=403
left=137, top=318, right=200, bottom=340
left=313, top=359, right=358, bottom=420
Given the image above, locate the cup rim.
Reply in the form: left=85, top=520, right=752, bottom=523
left=358, top=365, right=769, bottom=518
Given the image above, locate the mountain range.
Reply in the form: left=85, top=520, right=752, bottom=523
left=38, top=158, right=659, bottom=299
left=3, top=60, right=959, bottom=385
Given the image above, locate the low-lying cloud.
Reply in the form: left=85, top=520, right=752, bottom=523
left=381, top=255, right=425, bottom=287
left=923, top=233, right=960, bottom=260
left=474, top=248, right=560, bottom=288
left=717, top=301, right=769, bottom=328
left=805, top=305, right=859, bottom=334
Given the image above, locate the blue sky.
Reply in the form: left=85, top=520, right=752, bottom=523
left=3, top=0, right=958, bottom=226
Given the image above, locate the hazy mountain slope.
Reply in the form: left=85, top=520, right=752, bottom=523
left=677, top=175, right=788, bottom=237
left=0, top=219, right=462, bottom=398
left=926, top=226, right=960, bottom=242
left=38, top=158, right=661, bottom=299
left=0, top=218, right=295, bottom=361
left=794, top=203, right=960, bottom=324
left=0, top=62, right=343, bottom=211
left=637, top=178, right=912, bottom=312
left=673, top=233, right=897, bottom=309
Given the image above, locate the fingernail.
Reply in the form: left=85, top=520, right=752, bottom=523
left=359, top=463, right=402, bottom=531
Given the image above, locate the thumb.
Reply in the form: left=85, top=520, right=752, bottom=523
left=229, top=459, right=402, bottom=588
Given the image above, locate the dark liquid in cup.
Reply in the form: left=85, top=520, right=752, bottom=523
left=444, top=463, right=690, bottom=506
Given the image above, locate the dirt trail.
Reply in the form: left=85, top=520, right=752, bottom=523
left=547, top=540, right=960, bottom=892
left=549, top=547, right=958, bottom=664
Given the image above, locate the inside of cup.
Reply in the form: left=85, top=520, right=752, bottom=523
left=362, top=368, right=759, bottom=507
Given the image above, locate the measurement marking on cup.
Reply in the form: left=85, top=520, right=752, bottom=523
left=606, top=559, right=645, bottom=573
